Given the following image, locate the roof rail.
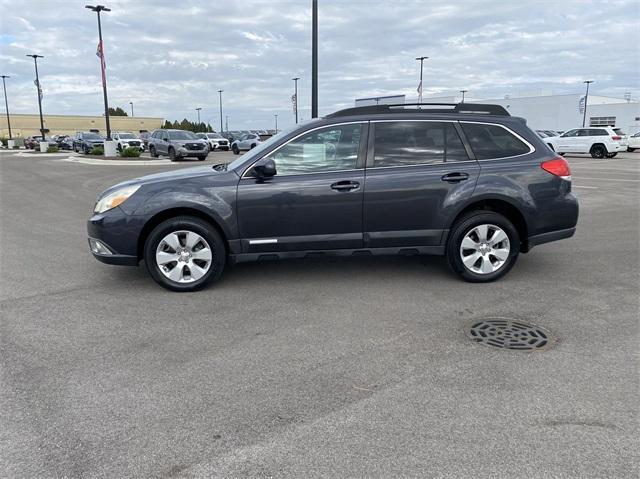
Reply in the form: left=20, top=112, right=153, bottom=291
left=325, top=102, right=510, bottom=118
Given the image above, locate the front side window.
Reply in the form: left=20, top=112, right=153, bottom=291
left=265, top=123, right=362, bottom=176
left=561, top=129, right=579, bottom=138
left=373, top=121, right=468, bottom=167
left=461, top=123, right=531, bottom=160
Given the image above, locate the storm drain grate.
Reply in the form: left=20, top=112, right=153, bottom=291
left=467, top=318, right=556, bottom=351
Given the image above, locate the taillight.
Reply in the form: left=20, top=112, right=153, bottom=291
left=541, top=157, right=571, bottom=181
left=611, top=135, right=621, bottom=140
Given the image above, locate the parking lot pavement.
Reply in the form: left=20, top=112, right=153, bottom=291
left=1, top=150, right=638, bottom=478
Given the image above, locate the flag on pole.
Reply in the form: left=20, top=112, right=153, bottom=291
left=417, top=81, right=423, bottom=103
left=96, top=41, right=107, bottom=86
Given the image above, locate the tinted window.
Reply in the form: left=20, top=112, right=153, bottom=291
left=373, top=122, right=468, bottom=167
left=577, top=129, right=591, bottom=137
left=589, top=129, right=608, bottom=136
left=461, top=123, right=531, bottom=160
left=561, top=129, right=579, bottom=138
left=266, top=123, right=362, bottom=176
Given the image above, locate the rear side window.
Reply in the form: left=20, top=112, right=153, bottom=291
left=461, top=123, right=531, bottom=160
left=373, top=121, right=469, bottom=167
left=589, top=129, right=608, bottom=136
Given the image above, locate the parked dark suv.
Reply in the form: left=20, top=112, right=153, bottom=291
left=88, top=103, right=578, bottom=291
left=73, top=131, right=104, bottom=153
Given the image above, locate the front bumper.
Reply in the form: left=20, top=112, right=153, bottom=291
left=87, top=207, right=144, bottom=266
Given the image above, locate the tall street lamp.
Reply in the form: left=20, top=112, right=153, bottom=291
left=195, top=107, right=202, bottom=126
left=311, top=0, right=318, bottom=118
left=225, top=115, right=229, bottom=132
left=292, top=77, right=300, bottom=123
left=1, top=75, right=12, bottom=139
left=460, top=89, right=467, bottom=103
left=415, top=56, right=428, bottom=104
left=129, top=101, right=134, bottom=116
left=218, top=90, right=223, bottom=133
left=582, top=80, right=594, bottom=127
left=26, top=54, right=45, bottom=140
left=274, top=114, right=278, bottom=133
left=86, top=4, right=112, bottom=140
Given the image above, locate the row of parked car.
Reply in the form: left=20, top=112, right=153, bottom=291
left=535, top=127, right=638, bottom=158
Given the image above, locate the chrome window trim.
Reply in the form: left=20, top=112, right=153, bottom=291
left=240, top=121, right=367, bottom=179
left=459, top=121, right=535, bottom=161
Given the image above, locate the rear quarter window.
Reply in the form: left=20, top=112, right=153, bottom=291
left=461, top=123, right=531, bottom=160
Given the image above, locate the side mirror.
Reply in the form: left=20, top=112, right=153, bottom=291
left=253, top=158, right=276, bottom=179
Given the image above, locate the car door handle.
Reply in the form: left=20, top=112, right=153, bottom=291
left=331, top=181, right=360, bottom=191
left=441, top=172, right=469, bottom=183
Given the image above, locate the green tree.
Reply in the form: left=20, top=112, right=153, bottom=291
left=162, top=120, right=172, bottom=129
left=108, top=106, right=128, bottom=116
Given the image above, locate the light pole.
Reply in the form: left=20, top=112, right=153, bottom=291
left=86, top=4, right=112, bottom=139
left=129, top=101, right=134, bottom=116
left=460, top=90, right=467, bottom=103
left=311, top=0, right=318, bottom=118
left=415, top=56, right=428, bottom=104
left=1, top=75, right=12, bottom=139
left=582, top=80, right=594, bottom=127
left=292, top=77, right=300, bottom=123
left=26, top=54, right=45, bottom=140
left=195, top=107, right=202, bottom=127
left=225, top=115, right=229, bottom=132
left=218, top=90, right=223, bottom=134
left=274, top=114, right=278, bottom=133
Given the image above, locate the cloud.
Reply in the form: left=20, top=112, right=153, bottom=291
left=0, top=0, right=637, bottom=129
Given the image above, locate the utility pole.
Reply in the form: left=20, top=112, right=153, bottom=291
left=415, top=56, right=428, bottom=104
left=292, top=77, right=300, bottom=123
left=218, top=90, right=224, bottom=133
left=26, top=54, right=45, bottom=140
left=225, top=115, right=228, bottom=132
left=274, top=114, right=278, bottom=133
left=311, top=0, right=318, bottom=118
left=460, top=90, right=467, bottom=103
left=129, top=101, right=134, bottom=116
left=1, top=75, right=12, bottom=139
left=86, top=5, right=112, bottom=139
left=582, top=80, right=594, bottom=127
left=195, top=107, right=202, bottom=126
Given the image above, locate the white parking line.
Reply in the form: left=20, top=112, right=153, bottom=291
left=573, top=177, right=640, bottom=182
left=59, top=156, right=181, bottom=166
left=572, top=185, right=599, bottom=189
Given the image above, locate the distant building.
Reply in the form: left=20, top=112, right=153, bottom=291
left=0, top=113, right=164, bottom=138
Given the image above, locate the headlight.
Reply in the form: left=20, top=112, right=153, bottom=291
left=94, top=184, right=141, bottom=213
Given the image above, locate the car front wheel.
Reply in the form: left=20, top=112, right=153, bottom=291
left=232, top=145, right=239, bottom=155
left=169, top=147, right=177, bottom=162
left=446, top=211, right=520, bottom=283
left=590, top=145, right=606, bottom=158
left=144, top=216, right=226, bottom=292
left=149, top=145, right=159, bottom=158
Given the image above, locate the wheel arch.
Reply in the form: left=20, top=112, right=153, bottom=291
left=448, top=198, right=530, bottom=252
left=137, top=207, right=229, bottom=261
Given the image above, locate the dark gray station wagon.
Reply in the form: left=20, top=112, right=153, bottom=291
left=88, top=103, right=578, bottom=291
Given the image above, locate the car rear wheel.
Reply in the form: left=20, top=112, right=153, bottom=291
left=590, top=144, right=606, bottom=158
left=446, top=211, right=520, bottom=283
left=144, top=216, right=226, bottom=292
left=149, top=145, right=159, bottom=158
left=628, top=148, right=636, bottom=152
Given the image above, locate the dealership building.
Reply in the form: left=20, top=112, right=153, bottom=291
left=0, top=113, right=164, bottom=138
left=356, top=92, right=640, bottom=134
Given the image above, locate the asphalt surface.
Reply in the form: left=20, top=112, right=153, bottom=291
left=1, top=148, right=638, bottom=478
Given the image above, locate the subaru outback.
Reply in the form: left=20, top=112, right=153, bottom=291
left=147, top=129, right=208, bottom=161
left=88, top=103, right=578, bottom=292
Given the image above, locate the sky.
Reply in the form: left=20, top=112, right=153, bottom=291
left=0, top=0, right=638, bottom=130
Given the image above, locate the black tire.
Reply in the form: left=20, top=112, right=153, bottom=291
left=605, top=152, right=617, bottom=158
left=250, top=143, right=256, bottom=149
left=446, top=211, right=520, bottom=283
left=232, top=145, right=239, bottom=155
left=149, top=145, right=159, bottom=158
left=590, top=144, right=606, bottom=159
left=83, top=145, right=90, bottom=154
left=627, top=148, right=636, bottom=152
left=169, top=147, right=177, bottom=162
left=144, top=216, right=226, bottom=292
left=117, top=144, right=122, bottom=152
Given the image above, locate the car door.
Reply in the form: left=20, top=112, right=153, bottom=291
left=363, top=120, right=480, bottom=247
left=158, top=130, right=169, bottom=154
left=236, top=122, right=367, bottom=253
left=574, top=129, right=592, bottom=153
left=555, top=129, right=579, bottom=152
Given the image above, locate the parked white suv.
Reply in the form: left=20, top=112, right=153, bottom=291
left=545, top=127, right=628, bottom=158
left=195, top=132, right=230, bottom=151
left=113, top=132, right=144, bottom=151
left=627, top=131, right=640, bottom=152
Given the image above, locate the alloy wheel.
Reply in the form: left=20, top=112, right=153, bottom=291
left=155, top=230, right=213, bottom=283
left=459, top=224, right=510, bottom=275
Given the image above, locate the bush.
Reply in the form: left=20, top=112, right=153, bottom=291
left=46, top=145, right=59, bottom=153
left=88, top=146, right=104, bottom=155
left=12, top=145, right=19, bottom=149
left=0, top=137, right=7, bottom=147
left=120, top=146, right=141, bottom=157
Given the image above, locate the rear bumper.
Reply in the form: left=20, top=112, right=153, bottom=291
left=527, top=227, right=576, bottom=249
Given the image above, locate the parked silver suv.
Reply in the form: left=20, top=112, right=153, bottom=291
left=147, top=129, right=209, bottom=161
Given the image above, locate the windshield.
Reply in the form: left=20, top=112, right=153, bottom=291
left=168, top=130, right=198, bottom=140
left=84, top=133, right=102, bottom=140
left=207, top=133, right=223, bottom=139
left=226, top=126, right=296, bottom=171
left=119, top=133, right=135, bottom=139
